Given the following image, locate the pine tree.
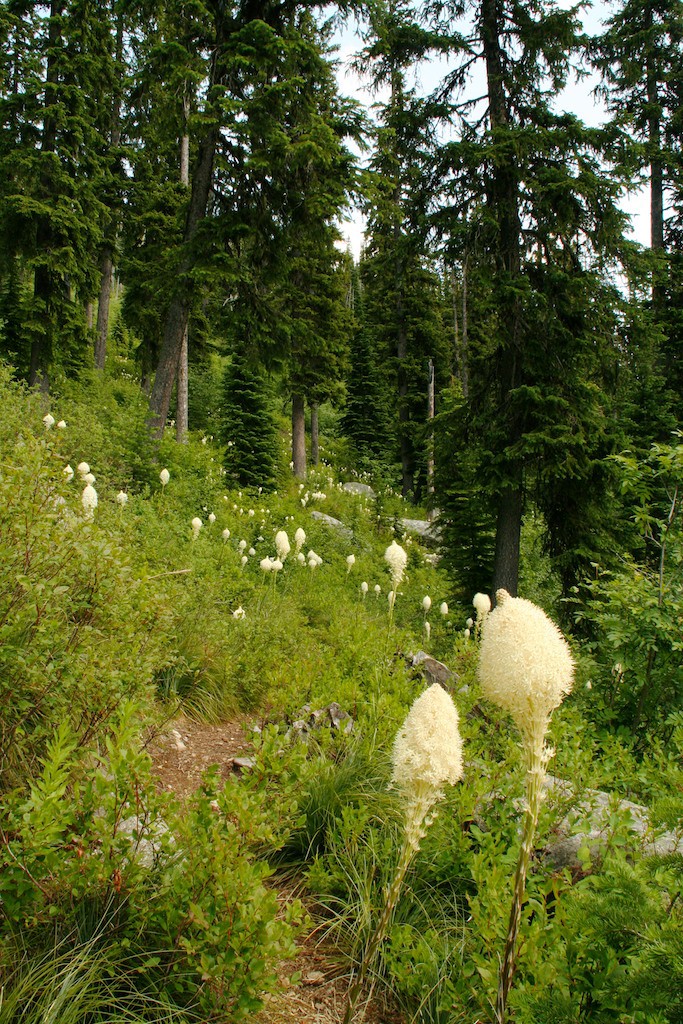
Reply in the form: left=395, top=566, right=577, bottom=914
left=431, top=0, right=632, bottom=597
left=221, top=352, right=278, bottom=490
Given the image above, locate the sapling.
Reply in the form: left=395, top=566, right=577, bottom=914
left=477, top=589, right=574, bottom=1024
left=343, top=684, right=463, bottom=1023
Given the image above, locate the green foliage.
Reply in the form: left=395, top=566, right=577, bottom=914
left=572, top=437, right=683, bottom=741
left=221, top=354, right=278, bottom=490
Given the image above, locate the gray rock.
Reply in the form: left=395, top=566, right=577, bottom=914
left=409, top=651, right=458, bottom=689
left=117, top=815, right=170, bottom=869
left=401, top=517, right=440, bottom=545
left=310, top=510, right=353, bottom=541
left=231, top=756, right=256, bottom=772
left=342, top=482, right=375, bottom=498
left=544, top=775, right=683, bottom=868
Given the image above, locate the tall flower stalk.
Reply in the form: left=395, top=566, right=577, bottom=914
left=343, top=684, right=463, bottom=1024
left=477, top=590, right=574, bottom=1024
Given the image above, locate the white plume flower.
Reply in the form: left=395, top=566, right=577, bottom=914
left=222, top=528, right=230, bottom=541
left=191, top=516, right=203, bottom=538
left=241, top=555, right=248, bottom=566
left=464, top=628, right=471, bottom=639
left=116, top=491, right=128, bottom=506
left=260, top=557, right=273, bottom=572
left=43, top=413, right=55, bottom=429
left=56, top=419, right=66, bottom=429
left=275, top=530, right=291, bottom=561
left=440, top=602, right=449, bottom=617
left=296, top=551, right=306, bottom=564
left=385, top=540, right=408, bottom=589
left=232, top=606, right=246, bottom=619
left=294, top=527, right=306, bottom=552
left=83, top=473, right=96, bottom=485
left=466, top=617, right=474, bottom=628
left=392, top=684, right=464, bottom=851
left=374, top=584, right=381, bottom=596
left=422, top=595, right=432, bottom=612
left=346, top=553, right=356, bottom=572
left=160, top=468, right=170, bottom=487
left=81, top=483, right=98, bottom=518
left=208, top=512, right=216, bottom=524
left=248, top=547, right=255, bottom=556
left=63, top=464, right=74, bottom=482
left=77, top=462, right=90, bottom=477
left=360, top=581, right=369, bottom=594
left=473, top=592, right=492, bottom=619
left=271, top=558, right=283, bottom=572
left=238, top=539, right=247, bottom=552
left=477, top=589, right=574, bottom=742
left=424, top=621, right=431, bottom=639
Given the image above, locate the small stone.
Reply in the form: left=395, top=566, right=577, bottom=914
left=231, top=756, right=256, bottom=772
left=301, top=970, right=326, bottom=986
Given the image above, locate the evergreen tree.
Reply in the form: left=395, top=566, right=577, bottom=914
left=221, top=352, right=278, bottom=490
left=431, top=0, right=632, bottom=598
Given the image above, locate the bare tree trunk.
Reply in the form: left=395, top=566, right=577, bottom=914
left=29, top=0, right=62, bottom=389
left=176, top=87, right=191, bottom=442
left=481, top=0, right=525, bottom=598
left=427, top=358, right=435, bottom=497
left=94, top=249, right=112, bottom=369
left=310, top=401, right=319, bottom=465
left=94, top=6, right=123, bottom=372
left=292, top=394, right=306, bottom=479
left=149, top=123, right=219, bottom=432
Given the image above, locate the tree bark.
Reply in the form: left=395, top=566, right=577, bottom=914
left=94, top=249, right=112, bottom=369
left=176, top=87, right=191, bottom=442
left=481, top=0, right=524, bottom=598
left=310, top=401, right=319, bottom=465
left=148, top=122, right=219, bottom=432
left=29, top=0, right=62, bottom=389
left=292, top=393, right=306, bottom=479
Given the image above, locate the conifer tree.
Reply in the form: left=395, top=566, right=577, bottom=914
left=431, top=0, right=632, bottom=597
left=221, top=351, right=278, bottom=490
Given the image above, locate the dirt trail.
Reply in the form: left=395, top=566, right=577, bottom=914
left=148, top=717, right=403, bottom=1024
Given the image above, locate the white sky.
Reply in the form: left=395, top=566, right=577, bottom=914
left=333, top=0, right=650, bottom=259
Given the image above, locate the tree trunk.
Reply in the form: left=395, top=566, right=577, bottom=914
left=176, top=88, right=191, bottom=442
left=29, top=0, right=62, bottom=388
left=149, top=123, right=219, bottom=432
left=176, top=327, right=189, bottom=441
left=292, top=393, right=306, bottom=479
left=310, top=401, right=319, bottom=465
left=491, top=477, right=523, bottom=598
left=94, top=249, right=112, bottom=369
left=481, top=0, right=524, bottom=598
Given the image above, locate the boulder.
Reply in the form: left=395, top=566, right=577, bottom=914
left=310, top=510, right=353, bottom=541
left=342, top=481, right=375, bottom=498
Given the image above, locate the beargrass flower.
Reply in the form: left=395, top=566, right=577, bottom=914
left=63, top=464, right=74, bottom=482
left=466, top=617, right=474, bottom=628
left=439, top=602, right=448, bottom=617
left=360, top=581, right=368, bottom=595
left=77, top=462, right=90, bottom=477
left=477, top=589, right=574, bottom=1024
left=464, top=628, right=471, bottom=639
left=238, top=539, right=247, bottom=552
left=424, top=621, right=431, bottom=640
left=208, top=512, right=216, bottom=524
left=344, top=685, right=464, bottom=1024
left=232, top=606, right=246, bottom=619
left=57, top=419, right=66, bottom=429
left=191, top=517, right=202, bottom=538
left=83, top=473, right=96, bottom=485
left=294, top=527, right=306, bottom=552
left=272, top=558, right=283, bottom=572
left=160, top=468, right=170, bottom=488
left=241, top=555, right=248, bottom=566
left=346, top=554, right=356, bottom=572
left=248, top=547, right=255, bottom=556
left=374, top=584, right=381, bottom=596
left=422, top=595, right=432, bottom=613
left=260, top=557, right=273, bottom=572
left=296, top=551, right=306, bottom=564
left=222, top=528, right=230, bottom=541
left=275, top=530, right=290, bottom=561
left=43, top=413, right=55, bottom=429
left=116, top=491, right=128, bottom=506
left=384, top=540, right=407, bottom=589
left=473, top=592, right=491, bottom=619
left=81, top=483, right=98, bottom=518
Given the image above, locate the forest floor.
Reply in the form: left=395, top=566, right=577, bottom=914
left=148, top=717, right=404, bottom=1024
